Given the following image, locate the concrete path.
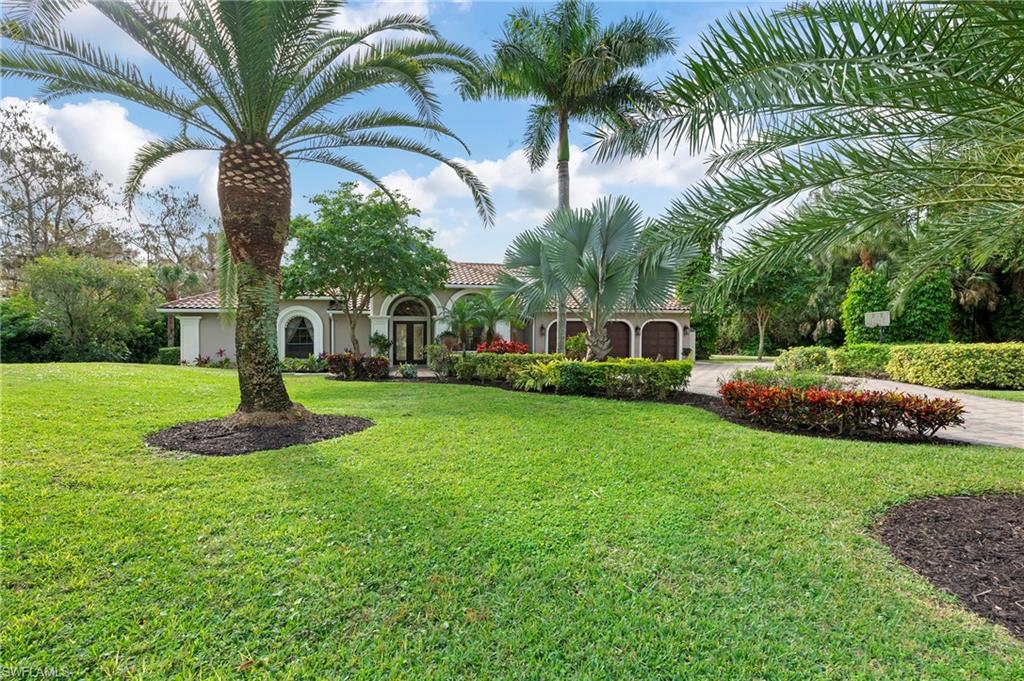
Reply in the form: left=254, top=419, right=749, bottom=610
left=689, top=361, right=1024, bottom=448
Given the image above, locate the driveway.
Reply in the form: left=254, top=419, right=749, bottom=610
left=690, top=361, right=1024, bottom=448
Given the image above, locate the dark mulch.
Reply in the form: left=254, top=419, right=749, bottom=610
left=877, top=495, right=1024, bottom=640
left=146, top=414, right=374, bottom=456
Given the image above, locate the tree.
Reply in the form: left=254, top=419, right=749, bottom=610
left=468, top=290, right=520, bottom=345
left=478, top=0, right=674, bottom=353
left=436, top=298, right=482, bottom=355
left=0, top=103, right=120, bottom=291
left=153, top=263, right=201, bottom=346
left=524, top=196, right=692, bottom=361
left=132, top=186, right=217, bottom=284
left=281, top=183, right=449, bottom=356
left=23, top=254, right=152, bottom=361
left=729, top=265, right=815, bottom=361
left=3, top=0, right=493, bottom=420
left=591, top=1, right=1024, bottom=303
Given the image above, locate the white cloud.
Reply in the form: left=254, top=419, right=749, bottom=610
left=332, top=1, right=430, bottom=31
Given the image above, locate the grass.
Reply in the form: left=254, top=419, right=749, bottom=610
left=961, top=389, right=1024, bottom=403
left=3, top=364, right=1023, bottom=678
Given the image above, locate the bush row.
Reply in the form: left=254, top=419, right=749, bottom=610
left=886, top=343, right=1024, bottom=389
left=719, top=380, right=965, bottom=438
left=454, top=352, right=556, bottom=382
left=775, top=342, right=1024, bottom=388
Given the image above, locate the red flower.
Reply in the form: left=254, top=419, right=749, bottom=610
left=475, top=339, right=528, bottom=354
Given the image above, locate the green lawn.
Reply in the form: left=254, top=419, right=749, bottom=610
left=3, top=364, right=1022, bottom=678
left=961, top=389, right=1024, bottom=403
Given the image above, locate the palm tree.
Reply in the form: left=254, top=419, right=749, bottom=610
left=525, top=196, right=693, bottom=361
left=477, top=0, right=675, bottom=353
left=153, top=263, right=201, bottom=346
left=437, top=298, right=482, bottom=355
left=497, top=227, right=567, bottom=352
left=2, top=0, right=493, bottom=419
left=468, top=290, right=520, bottom=345
left=591, top=1, right=1024, bottom=305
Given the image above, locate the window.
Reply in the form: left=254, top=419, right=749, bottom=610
left=284, top=316, right=315, bottom=358
left=392, top=299, right=428, bottom=316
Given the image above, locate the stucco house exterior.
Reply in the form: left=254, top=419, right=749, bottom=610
left=158, top=261, right=694, bottom=364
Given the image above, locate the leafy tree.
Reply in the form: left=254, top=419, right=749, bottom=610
left=282, top=183, right=448, bottom=356
left=437, top=298, right=483, bottom=355
left=0, top=295, right=57, bottom=363
left=133, top=186, right=218, bottom=284
left=478, top=0, right=674, bottom=353
left=841, top=267, right=953, bottom=344
left=0, top=103, right=120, bottom=291
left=153, top=263, right=201, bottom=346
left=3, top=0, right=493, bottom=417
left=729, top=265, right=816, bottom=361
left=840, top=268, right=890, bottom=345
left=523, top=196, right=692, bottom=361
left=23, top=254, right=152, bottom=361
left=592, top=1, right=1024, bottom=303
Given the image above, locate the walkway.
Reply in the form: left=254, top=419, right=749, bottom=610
left=689, top=361, right=1024, bottom=448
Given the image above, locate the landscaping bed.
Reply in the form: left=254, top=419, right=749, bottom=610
left=146, top=414, right=374, bottom=455
left=877, top=495, right=1024, bottom=641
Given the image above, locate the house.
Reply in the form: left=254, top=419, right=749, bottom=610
left=158, top=261, right=694, bottom=364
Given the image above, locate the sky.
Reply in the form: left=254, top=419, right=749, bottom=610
left=3, top=0, right=774, bottom=263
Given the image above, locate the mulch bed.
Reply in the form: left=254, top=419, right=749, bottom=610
left=877, top=495, right=1024, bottom=641
left=146, top=414, right=374, bottom=456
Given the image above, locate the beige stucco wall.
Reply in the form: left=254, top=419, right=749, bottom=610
left=331, top=313, right=371, bottom=354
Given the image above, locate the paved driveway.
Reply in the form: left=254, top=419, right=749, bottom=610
left=690, top=361, right=1024, bottom=448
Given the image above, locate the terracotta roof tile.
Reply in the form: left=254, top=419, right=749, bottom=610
left=157, top=261, right=688, bottom=312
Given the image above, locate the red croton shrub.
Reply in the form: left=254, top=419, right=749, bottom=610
left=718, top=380, right=965, bottom=438
left=476, top=339, right=528, bottom=354
left=325, top=353, right=390, bottom=380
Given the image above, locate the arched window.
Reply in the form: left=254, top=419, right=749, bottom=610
left=284, top=316, right=315, bottom=358
left=392, top=299, right=428, bottom=317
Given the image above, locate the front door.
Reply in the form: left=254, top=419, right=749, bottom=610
left=393, top=321, right=427, bottom=364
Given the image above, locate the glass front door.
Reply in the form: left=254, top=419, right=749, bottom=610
left=393, top=321, right=427, bottom=364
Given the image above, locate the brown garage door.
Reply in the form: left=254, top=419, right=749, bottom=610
left=641, top=322, right=678, bottom=360
left=547, top=321, right=586, bottom=353
left=606, top=321, right=630, bottom=358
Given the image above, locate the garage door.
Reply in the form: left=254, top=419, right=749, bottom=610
left=547, top=321, right=586, bottom=353
left=606, top=321, right=631, bottom=358
left=641, top=322, right=678, bottom=360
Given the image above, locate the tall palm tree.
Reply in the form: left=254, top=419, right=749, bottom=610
left=153, top=263, right=201, bottom=346
left=2, top=0, right=493, bottom=419
left=477, top=0, right=675, bottom=353
left=521, top=196, right=692, bottom=361
left=592, top=1, right=1024, bottom=306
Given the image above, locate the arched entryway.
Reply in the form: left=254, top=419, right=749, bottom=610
left=641, top=321, right=680, bottom=360
left=390, top=297, right=433, bottom=364
left=277, top=305, right=324, bottom=359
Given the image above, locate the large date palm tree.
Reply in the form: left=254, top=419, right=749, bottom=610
left=2, top=0, right=493, bottom=418
left=592, top=0, right=1024, bottom=306
left=478, top=0, right=675, bottom=353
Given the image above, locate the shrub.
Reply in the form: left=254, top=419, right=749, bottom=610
left=154, top=346, right=181, bottom=365
left=281, top=353, right=327, bottom=373
left=993, top=295, right=1024, bottom=342
left=893, top=272, right=953, bottom=343
left=827, top=343, right=891, bottom=377
left=325, top=353, right=390, bottom=379
left=1, top=296, right=59, bottom=363
left=885, top=343, right=1024, bottom=389
left=774, top=346, right=831, bottom=372
left=719, top=381, right=965, bottom=438
left=476, top=339, right=528, bottom=354
left=556, top=358, right=693, bottom=399
left=369, top=332, right=392, bottom=356
left=398, top=363, right=417, bottom=379
left=840, top=267, right=890, bottom=344
left=455, top=353, right=554, bottom=382
left=425, top=343, right=457, bottom=379
left=565, top=332, right=587, bottom=360
left=730, top=367, right=841, bottom=391
left=512, top=359, right=563, bottom=392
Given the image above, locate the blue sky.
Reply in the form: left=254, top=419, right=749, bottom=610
left=3, top=1, right=773, bottom=262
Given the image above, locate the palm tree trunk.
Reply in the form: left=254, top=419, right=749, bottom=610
left=165, top=309, right=175, bottom=346
left=586, top=323, right=611, bottom=361
left=555, top=110, right=570, bottom=355
left=219, top=143, right=295, bottom=416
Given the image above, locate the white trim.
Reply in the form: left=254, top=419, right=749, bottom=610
left=639, top=318, right=683, bottom=360
left=543, top=318, right=635, bottom=356
left=276, top=305, right=324, bottom=360
left=378, top=292, right=444, bottom=317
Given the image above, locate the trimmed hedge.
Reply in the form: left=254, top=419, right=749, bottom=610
left=885, top=343, right=1024, bottom=389
left=774, top=346, right=830, bottom=372
left=455, top=352, right=556, bottom=382
left=719, top=380, right=965, bottom=438
left=556, top=358, right=692, bottom=399
left=153, top=346, right=181, bottom=365
left=828, top=343, right=890, bottom=378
